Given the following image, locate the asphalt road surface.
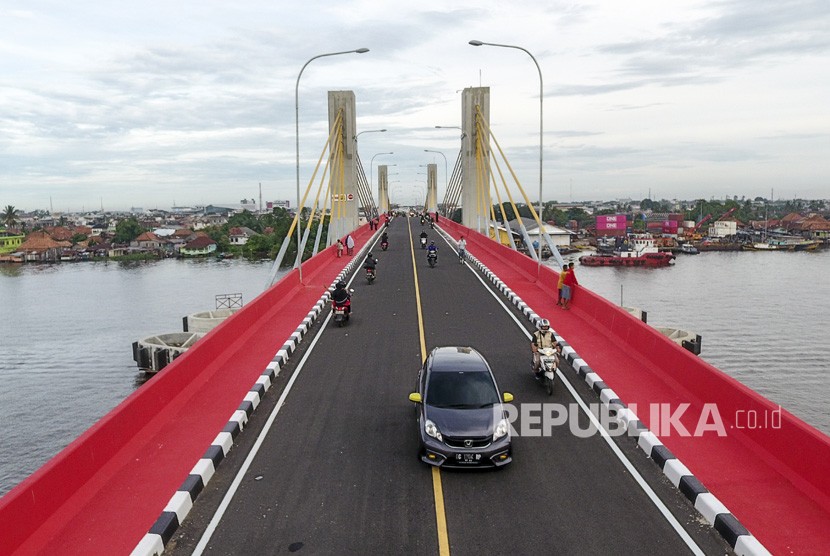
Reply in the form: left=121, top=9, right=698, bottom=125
left=165, top=216, right=730, bottom=555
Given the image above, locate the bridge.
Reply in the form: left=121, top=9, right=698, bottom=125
left=2, top=89, right=830, bottom=556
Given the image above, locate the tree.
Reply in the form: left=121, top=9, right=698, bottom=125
left=2, top=205, right=20, bottom=228
left=70, top=233, right=88, bottom=247
left=113, top=217, right=144, bottom=244
left=227, top=210, right=261, bottom=233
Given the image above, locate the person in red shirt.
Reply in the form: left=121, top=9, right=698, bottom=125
left=562, top=262, right=579, bottom=310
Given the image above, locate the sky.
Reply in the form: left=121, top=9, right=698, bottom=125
left=1, top=0, right=828, bottom=212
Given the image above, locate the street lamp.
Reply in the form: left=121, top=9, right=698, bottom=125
left=355, top=129, right=387, bottom=191
left=370, top=152, right=394, bottom=189
left=354, top=128, right=387, bottom=142
left=469, top=39, right=544, bottom=272
left=296, top=47, right=369, bottom=283
left=435, top=125, right=464, bottom=137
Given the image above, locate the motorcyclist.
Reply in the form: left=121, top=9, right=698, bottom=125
left=381, top=231, right=389, bottom=247
left=363, top=252, right=378, bottom=273
left=427, top=240, right=438, bottom=260
left=531, top=319, right=558, bottom=376
left=419, top=230, right=428, bottom=248
left=331, top=280, right=351, bottom=316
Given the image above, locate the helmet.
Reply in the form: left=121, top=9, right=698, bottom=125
left=367, top=252, right=373, bottom=258
left=336, top=280, right=346, bottom=289
left=538, top=318, right=550, bottom=331
left=430, top=241, right=435, bottom=245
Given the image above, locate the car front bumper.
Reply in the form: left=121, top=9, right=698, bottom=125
left=419, top=434, right=512, bottom=468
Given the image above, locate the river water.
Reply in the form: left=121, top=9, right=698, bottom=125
left=1, top=250, right=829, bottom=496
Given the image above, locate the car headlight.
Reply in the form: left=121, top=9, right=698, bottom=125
left=493, top=418, right=510, bottom=441
left=424, top=419, right=443, bottom=442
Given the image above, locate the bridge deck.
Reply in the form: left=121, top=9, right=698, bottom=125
left=163, top=216, right=727, bottom=555
left=1, top=217, right=827, bottom=555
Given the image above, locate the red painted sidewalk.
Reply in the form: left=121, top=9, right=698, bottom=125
left=0, top=226, right=375, bottom=556
left=442, top=219, right=830, bottom=555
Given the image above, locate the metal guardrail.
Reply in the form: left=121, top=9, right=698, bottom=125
left=215, top=293, right=243, bottom=309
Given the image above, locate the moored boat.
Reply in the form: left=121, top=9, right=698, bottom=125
left=743, top=238, right=821, bottom=251
left=679, top=243, right=699, bottom=255
left=580, top=235, right=675, bottom=267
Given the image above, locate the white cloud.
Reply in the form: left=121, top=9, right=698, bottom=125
left=1, top=0, right=828, bottom=212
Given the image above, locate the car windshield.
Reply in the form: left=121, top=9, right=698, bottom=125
left=425, top=371, right=500, bottom=409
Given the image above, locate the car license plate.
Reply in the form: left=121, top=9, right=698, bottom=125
left=455, top=453, right=482, bottom=464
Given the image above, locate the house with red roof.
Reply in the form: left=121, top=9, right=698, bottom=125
left=180, top=235, right=217, bottom=257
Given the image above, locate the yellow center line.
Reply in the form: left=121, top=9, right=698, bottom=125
left=408, top=218, right=451, bottom=556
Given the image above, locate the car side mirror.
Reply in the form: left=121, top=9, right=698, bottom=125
left=503, top=392, right=514, bottom=403
left=408, top=393, right=422, bottom=403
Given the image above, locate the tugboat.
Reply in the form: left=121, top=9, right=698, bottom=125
left=579, top=235, right=676, bottom=267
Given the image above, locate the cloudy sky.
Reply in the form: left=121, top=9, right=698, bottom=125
left=1, top=0, right=828, bottom=212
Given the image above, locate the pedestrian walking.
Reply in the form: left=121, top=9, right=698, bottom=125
left=346, top=234, right=355, bottom=256
left=336, top=239, right=343, bottom=258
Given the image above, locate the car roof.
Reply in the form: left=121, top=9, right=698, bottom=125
left=427, top=346, right=491, bottom=373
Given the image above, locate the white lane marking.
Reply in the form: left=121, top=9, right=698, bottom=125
left=192, top=288, right=348, bottom=554
left=460, top=259, right=705, bottom=556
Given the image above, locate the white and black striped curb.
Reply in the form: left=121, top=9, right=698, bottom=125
left=132, top=261, right=358, bottom=556
left=457, top=248, right=771, bottom=556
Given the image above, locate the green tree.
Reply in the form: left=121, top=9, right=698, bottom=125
left=2, top=205, right=20, bottom=228
left=113, top=217, right=144, bottom=244
left=70, top=233, right=88, bottom=246
left=228, top=210, right=261, bottom=233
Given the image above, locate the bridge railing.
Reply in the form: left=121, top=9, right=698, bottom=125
left=439, top=217, right=830, bottom=511
left=0, top=226, right=375, bottom=555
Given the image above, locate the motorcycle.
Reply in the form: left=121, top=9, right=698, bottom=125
left=332, top=293, right=353, bottom=327
left=381, top=240, right=389, bottom=251
left=535, top=347, right=558, bottom=395
left=420, top=237, right=427, bottom=249
left=365, top=267, right=376, bottom=284
left=427, top=250, right=438, bottom=268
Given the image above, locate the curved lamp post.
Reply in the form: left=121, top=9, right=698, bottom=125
left=296, top=47, right=369, bottom=283
left=469, top=39, right=544, bottom=273
left=370, top=152, right=394, bottom=189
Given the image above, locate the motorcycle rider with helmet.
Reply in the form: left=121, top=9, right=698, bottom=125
left=363, top=251, right=378, bottom=273
left=427, top=240, right=438, bottom=260
left=531, top=318, right=558, bottom=376
left=331, top=280, right=351, bottom=317
left=419, top=229, right=428, bottom=249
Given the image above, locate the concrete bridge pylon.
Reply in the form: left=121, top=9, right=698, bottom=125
left=461, top=87, right=491, bottom=233
left=327, top=90, right=358, bottom=244
left=378, top=165, right=389, bottom=214
left=426, top=163, right=438, bottom=214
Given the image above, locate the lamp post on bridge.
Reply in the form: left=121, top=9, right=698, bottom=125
left=469, top=39, right=544, bottom=275
left=295, top=47, right=369, bottom=284
left=370, top=152, right=394, bottom=189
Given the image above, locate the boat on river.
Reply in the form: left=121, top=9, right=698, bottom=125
left=743, top=238, right=821, bottom=251
left=580, top=235, right=676, bottom=267
left=679, top=243, right=700, bottom=255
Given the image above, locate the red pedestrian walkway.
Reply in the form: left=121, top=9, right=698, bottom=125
left=0, top=225, right=376, bottom=556
left=440, top=219, right=830, bottom=555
